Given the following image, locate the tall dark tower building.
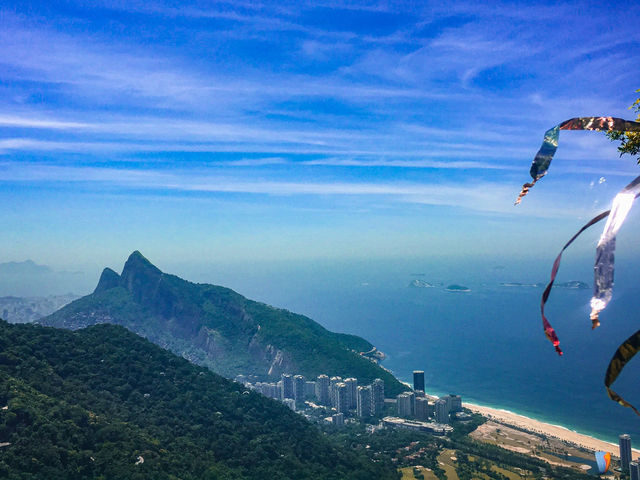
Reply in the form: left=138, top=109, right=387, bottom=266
left=413, top=370, right=425, bottom=393
left=620, top=434, right=632, bottom=472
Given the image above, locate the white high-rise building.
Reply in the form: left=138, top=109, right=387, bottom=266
left=435, top=398, right=449, bottom=424
left=447, top=394, right=462, bottom=412
left=335, top=382, right=348, bottom=414
left=304, top=381, right=316, bottom=399
left=415, top=396, right=430, bottom=421
left=371, top=378, right=385, bottom=415
left=281, top=374, right=294, bottom=399
left=329, top=376, right=343, bottom=407
left=316, top=375, right=330, bottom=405
left=357, top=385, right=372, bottom=417
left=397, top=393, right=413, bottom=418
left=344, top=378, right=358, bottom=409
left=293, top=375, right=306, bottom=405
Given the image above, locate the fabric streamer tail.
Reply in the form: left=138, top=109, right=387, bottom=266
left=605, top=329, right=640, bottom=417
left=514, top=180, right=537, bottom=206
left=514, top=125, right=559, bottom=205
left=537, top=178, right=640, bottom=354
left=589, top=177, right=640, bottom=326
left=539, top=210, right=611, bottom=355
left=515, top=117, right=640, bottom=204
left=518, top=116, right=640, bottom=414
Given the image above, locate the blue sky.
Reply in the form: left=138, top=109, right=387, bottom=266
left=1, top=0, right=640, bottom=274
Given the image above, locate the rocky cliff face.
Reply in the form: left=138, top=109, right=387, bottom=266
left=40, top=251, right=406, bottom=395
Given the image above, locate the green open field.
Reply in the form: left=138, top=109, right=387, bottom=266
left=400, top=448, right=534, bottom=480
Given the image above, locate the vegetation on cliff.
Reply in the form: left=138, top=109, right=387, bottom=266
left=41, top=251, right=406, bottom=395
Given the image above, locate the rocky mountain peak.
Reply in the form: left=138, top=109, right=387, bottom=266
left=122, top=251, right=160, bottom=275
left=120, top=251, right=163, bottom=296
left=93, top=267, right=121, bottom=293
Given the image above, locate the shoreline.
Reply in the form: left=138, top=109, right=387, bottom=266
left=464, top=401, right=640, bottom=460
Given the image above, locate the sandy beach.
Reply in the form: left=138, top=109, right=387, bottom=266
left=465, top=402, right=640, bottom=460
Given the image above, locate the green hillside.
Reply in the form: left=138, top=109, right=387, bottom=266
left=41, top=251, right=405, bottom=396
left=0, top=320, right=398, bottom=479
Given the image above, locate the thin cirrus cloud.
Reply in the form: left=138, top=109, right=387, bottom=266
left=0, top=161, right=610, bottom=220
left=0, top=137, right=535, bottom=162
left=0, top=14, right=453, bottom=112
left=299, top=158, right=518, bottom=171
left=0, top=112, right=535, bottom=160
left=0, top=115, right=92, bottom=130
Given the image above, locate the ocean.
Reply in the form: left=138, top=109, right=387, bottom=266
left=190, top=255, right=640, bottom=445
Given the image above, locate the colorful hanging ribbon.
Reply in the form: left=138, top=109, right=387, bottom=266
left=538, top=177, right=640, bottom=356
left=605, top=329, right=640, bottom=416
left=517, top=117, right=640, bottom=414
left=515, top=117, right=640, bottom=205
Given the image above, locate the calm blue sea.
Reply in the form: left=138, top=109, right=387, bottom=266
left=190, top=255, right=640, bottom=445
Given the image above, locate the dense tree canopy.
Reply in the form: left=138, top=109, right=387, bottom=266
left=607, top=90, right=640, bottom=161
left=0, top=321, right=398, bottom=479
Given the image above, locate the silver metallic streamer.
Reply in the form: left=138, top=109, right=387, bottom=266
left=590, top=176, right=640, bottom=326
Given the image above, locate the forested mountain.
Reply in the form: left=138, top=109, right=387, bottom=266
left=40, top=251, right=405, bottom=395
left=0, top=320, right=398, bottom=479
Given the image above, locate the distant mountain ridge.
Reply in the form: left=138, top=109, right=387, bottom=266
left=0, top=294, right=80, bottom=323
left=40, top=251, right=405, bottom=395
left=0, top=259, right=52, bottom=275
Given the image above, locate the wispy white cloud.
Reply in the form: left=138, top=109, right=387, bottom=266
left=0, top=161, right=611, bottom=219
left=0, top=12, right=452, bottom=116
left=301, top=157, right=518, bottom=170
left=0, top=136, right=533, bottom=160
left=224, top=157, right=289, bottom=167
left=0, top=115, right=92, bottom=130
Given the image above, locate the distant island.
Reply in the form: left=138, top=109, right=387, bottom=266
left=445, top=284, right=470, bottom=292
left=556, top=280, right=589, bottom=289
left=408, top=279, right=436, bottom=288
